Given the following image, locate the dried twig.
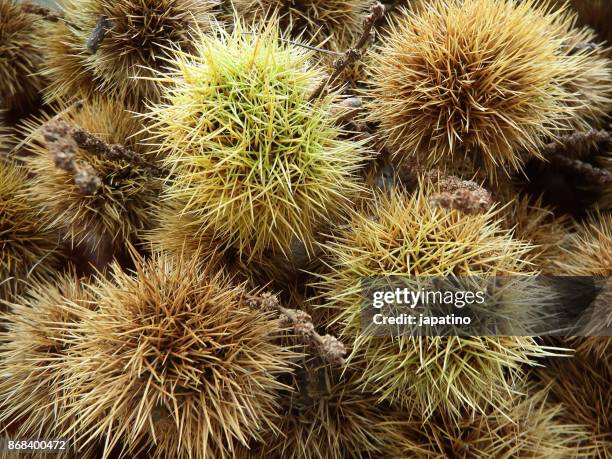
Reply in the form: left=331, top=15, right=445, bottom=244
left=42, top=121, right=101, bottom=195
left=43, top=117, right=163, bottom=182
left=21, top=1, right=81, bottom=31
left=285, top=40, right=344, bottom=56
left=248, top=293, right=346, bottom=366
left=542, top=129, right=610, bottom=158
left=69, top=126, right=164, bottom=176
left=548, top=153, right=612, bottom=185
left=540, top=129, right=612, bottom=184
left=21, top=2, right=64, bottom=22
left=309, top=1, right=401, bottom=101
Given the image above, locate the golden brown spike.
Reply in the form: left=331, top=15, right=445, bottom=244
left=0, top=275, right=94, bottom=452
left=313, top=186, right=563, bottom=419
left=22, top=98, right=161, bottom=261
left=552, top=213, right=612, bottom=359
left=232, top=0, right=369, bottom=53
left=0, top=116, right=11, bottom=157
left=366, top=0, right=612, bottom=181
left=58, top=252, right=297, bottom=458
left=243, top=364, right=410, bottom=459
left=42, top=0, right=217, bottom=105
left=0, top=158, right=61, bottom=301
left=554, top=211, right=612, bottom=276
left=396, top=386, right=594, bottom=457
left=500, top=194, right=571, bottom=273
left=533, top=345, right=612, bottom=458
left=0, top=0, right=47, bottom=113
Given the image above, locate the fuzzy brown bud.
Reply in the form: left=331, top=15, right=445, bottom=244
left=318, top=334, right=346, bottom=366
left=290, top=310, right=315, bottom=336
left=430, top=188, right=494, bottom=215
left=73, top=164, right=102, bottom=195
left=260, top=292, right=279, bottom=312
left=426, top=172, right=494, bottom=214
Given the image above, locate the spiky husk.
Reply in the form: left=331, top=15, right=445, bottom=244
left=314, top=187, right=559, bottom=419
left=557, top=21, right=612, bottom=129
left=366, top=0, right=612, bottom=180
left=58, top=252, right=297, bottom=458
left=23, top=98, right=161, bottom=258
left=574, top=335, right=612, bottom=360
left=543, top=211, right=611, bottom=454
left=232, top=0, right=368, bottom=52
left=553, top=213, right=612, bottom=356
left=395, top=387, right=592, bottom=458
left=0, top=275, right=94, bottom=457
left=0, top=159, right=60, bottom=301
left=145, top=203, right=320, bottom=289
left=41, top=20, right=97, bottom=105
left=147, top=21, right=368, bottom=259
left=242, top=363, right=410, bottom=459
left=0, top=0, right=46, bottom=113
left=500, top=194, right=571, bottom=273
left=230, top=243, right=327, bottom=289
left=554, top=211, right=612, bottom=276
left=145, top=202, right=222, bottom=262
left=43, top=0, right=216, bottom=105
left=533, top=346, right=612, bottom=458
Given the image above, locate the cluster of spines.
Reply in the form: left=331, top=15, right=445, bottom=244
left=22, top=97, right=161, bottom=260
left=0, top=158, right=60, bottom=301
left=42, top=0, right=217, bottom=105
left=232, top=0, right=368, bottom=53
left=146, top=20, right=369, bottom=261
left=554, top=211, right=612, bottom=276
left=499, top=193, right=571, bottom=273
left=312, top=186, right=561, bottom=420
left=242, top=363, right=410, bottom=459
left=0, top=0, right=47, bottom=114
left=0, top=0, right=610, bottom=456
left=366, top=0, right=612, bottom=181
left=533, top=341, right=612, bottom=457
left=0, top=275, right=92, bottom=450
left=0, top=252, right=297, bottom=459
left=397, top=385, right=593, bottom=457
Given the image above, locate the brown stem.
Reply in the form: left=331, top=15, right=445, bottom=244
left=542, top=129, right=610, bottom=158
left=540, top=129, right=611, bottom=184
left=21, top=2, right=64, bottom=22
left=249, top=293, right=346, bottom=366
left=549, top=153, right=612, bottom=185
left=42, top=121, right=101, bottom=195
left=308, top=1, right=402, bottom=101
left=21, top=1, right=81, bottom=31
left=69, top=126, right=164, bottom=176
